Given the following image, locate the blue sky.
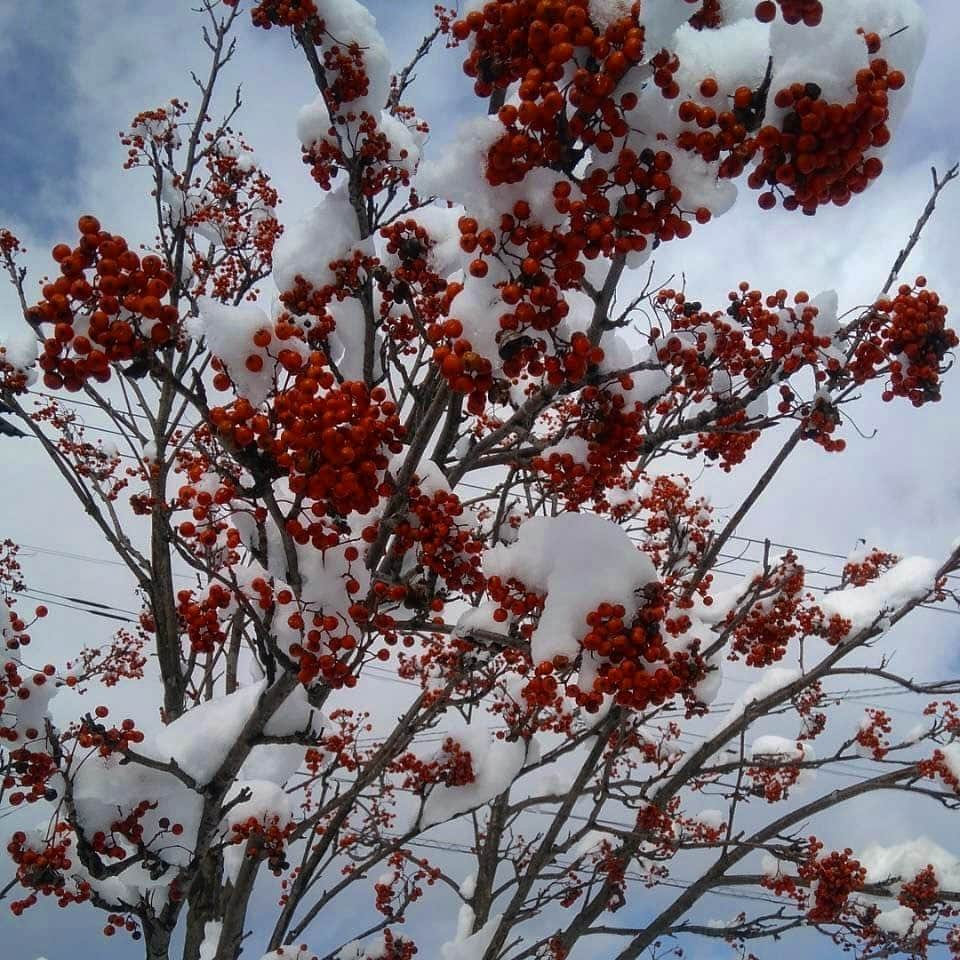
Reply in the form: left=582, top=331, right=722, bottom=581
left=1, top=1, right=960, bottom=958
left=0, top=6, right=82, bottom=234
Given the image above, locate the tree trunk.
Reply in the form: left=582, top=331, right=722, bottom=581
left=142, top=918, right=174, bottom=960
left=214, top=852, right=263, bottom=960
left=182, top=850, right=224, bottom=960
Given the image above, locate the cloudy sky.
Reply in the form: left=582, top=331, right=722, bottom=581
left=1, top=1, right=959, bottom=957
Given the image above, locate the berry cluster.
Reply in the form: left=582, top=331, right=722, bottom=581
left=432, top=330, right=495, bottom=416
left=747, top=754, right=802, bottom=803
left=502, top=309, right=603, bottom=388
left=105, top=799, right=159, bottom=848
left=211, top=356, right=404, bottom=518
left=371, top=931, right=418, bottom=960
left=7, top=828, right=90, bottom=914
left=532, top=386, right=645, bottom=509
left=281, top=378, right=402, bottom=516
left=1, top=658, right=55, bottom=743
left=898, top=865, right=940, bottom=917
left=653, top=287, right=766, bottom=384
left=454, top=3, right=703, bottom=252
left=925, top=699, right=960, bottom=737
left=686, top=0, right=723, bottom=30
left=652, top=285, right=846, bottom=459
left=122, top=101, right=282, bottom=303
left=188, top=142, right=282, bottom=301
left=0, top=346, right=28, bottom=392
left=2, top=609, right=32, bottom=651
left=373, top=860, right=421, bottom=919
left=210, top=318, right=306, bottom=396
left=175, top=472, right=240, bottom=554
left=385, top=213, right=604, bottom=410
left=566, top=591, right=701, bottom=712
left=794, top=681, right=827, bottom=741
left=277, top=277, right=337, bottom=343
left=2, top=743, right=58, bottom=806
left=0, top=232, right=32, bottom=390
left=842, top=548, right=900, bottom=587
left=241, top=3, right=424, bottom=199
left=304, top=104, right=423, bottom=199
left=225, top=0, right=318, bottom=32
left=799, top=396, right=846, bottom=453
left=29, top=218, right=177, bottom=391
left=453, top=1, right=643, bottom=101
left=676, top=86, right=753, bottom=173
left=487, top=575, right=545, bottom=630
left=649, top=47, right=681, bottom=100
left=437, top=739, right=477, bottom=787
left=86, top=805, right=181, bottom=870
left=799, top=841, right=866, bottom=922
left=66, top=628, right=147, bottom=688
left=950, top=928, right=960, bottom=960
left=728, top=553, right=815, bottom=666
left=282, top=590, right=363, bottom=690
left=851, top=280, right=957, bottom=406
left=750, top=58, right=904, bottom=213
left=231, top=814, right=295, bottom=876
left=755, top=0, right=823, bottom=27
left=120, top=100, right=188, bottom=165
left=380, top=219, right=448, bottom=309
left=698, top=412, right=762, bottom=471
left=76, top=709, right=146, bottom=756
left=508, top=582, right=707, bottom=714
left=0, top=228, right=21, bottom=257
left=586, top=143, right=693, bottom=249
left=102, top=913, right=141, bottom=940
left=634, top=474, right=715, bottom=571
left=516, top=656, right=564, bottom=712
left=176, top=586, right=231, bottom=653
left=319, top=34, right=372, bottom=112
left=650, top=282, right=873, bottom=460
left=919, top=748, right=960, bottom=794
left=855, top=708, right=893, bottom=761
left=728, top=285, right=832, bottom=374
left=393, top=736, right=476, bottom=792
left=390, top=485, right=486, bottom=596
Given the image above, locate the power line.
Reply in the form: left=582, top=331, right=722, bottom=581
left=707, top=564, right=959, bottom=617
left=15, top=528, right=958, bottom=620
left=16, top=541, right=194, bottom=582
left=19, top=591, right=138, bottom=625
left=454, top=478, right=960, bottom=589
left=12, top=567, right=959, bottom=711
left=27, top=389, right=198, bottom=430
left=16, top=582, right=948, bottom=736
left=16, top=395, right=960, bottom=580
left=29, top=390, right=153, bottom=423
left=376, top=833, right=898, bottom=915
left=24, top=586, right=141, bottom=617
left=17, top=542, right=141, bottom=570
left=15, top=401, right=960, bottom=596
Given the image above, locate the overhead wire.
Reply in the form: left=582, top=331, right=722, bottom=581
left=16, top=394, right=960, bottom=578
left=27, top=388, right=198, bottom=430
left=14, top=399, right=960, bottom=594
left=18, top=591, right=138, bottom=625
left=23, top=586, right=141, bottom=617
left=11, top=568, right=957, bottom=717
left=380, top=831, right=801, bottom=909
left=9, top=402, right=958, bottom=731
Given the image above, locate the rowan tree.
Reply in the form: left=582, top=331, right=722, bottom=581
left=1, top=2, right=960, bottom=959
